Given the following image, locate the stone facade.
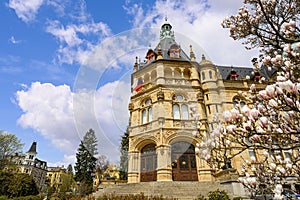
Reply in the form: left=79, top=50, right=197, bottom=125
left=127, top=20, right=272, bottom=183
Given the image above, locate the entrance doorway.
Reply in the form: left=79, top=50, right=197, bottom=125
left=140, top=143, right=157, bottom=182
left=171, top=142, right=198, bottom=181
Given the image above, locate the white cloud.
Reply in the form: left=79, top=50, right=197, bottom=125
left=9, top=36, right=22, bottom=44
left=8, top=0, right=44, bottom=23
left=125, top=0, right=258, bottom=67
left=16, top=80, right=131, bottom=163
left=46, top=19, right=112, bottom=65
left=47, top=154, right=76, bottom=168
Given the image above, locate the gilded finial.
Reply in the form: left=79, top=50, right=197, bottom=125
left=202, top=54, right=206, bottom=60
left=157, top=43, right=163, bottom=60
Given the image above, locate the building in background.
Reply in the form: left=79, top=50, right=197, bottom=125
left=47, top=166, right=67, bottom=188
left=9, top=142, right=48, bottom=191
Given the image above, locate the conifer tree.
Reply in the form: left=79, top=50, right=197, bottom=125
left=74, top=129, right=98, bottom=195
left=119, top=127, right=129, bottom=180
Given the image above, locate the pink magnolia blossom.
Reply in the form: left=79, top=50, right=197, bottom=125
left=269, top=99, right=278, bottom=107
left=250, top=108, right=260, bottom=119
left=259, top=116, right=268, bottom=127
left=223, top=110, right=233, bottom=122
left=265, top=85, right=276, bottom=98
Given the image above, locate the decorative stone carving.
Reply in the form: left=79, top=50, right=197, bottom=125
left=160, top=148, right=164, bottom=156
left=128, top=102, right=134, bottom=111
left=197, top=92, right=204, bottom=102
left=157, top=90, right=164, bottom=101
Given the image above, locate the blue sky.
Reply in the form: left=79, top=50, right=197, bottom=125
left=0, top=0, right=258, bottom=167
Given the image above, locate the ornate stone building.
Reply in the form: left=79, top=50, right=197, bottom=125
left=127, top=20, right=272, bottom=183
left=9, top=142, right=48, bottom=191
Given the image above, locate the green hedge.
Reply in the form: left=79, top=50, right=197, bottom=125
left=97, top=193, right=177, bottom=200
left=195, top=189, right=230, bottom=200
left=0, top=196, right=42, bottom=200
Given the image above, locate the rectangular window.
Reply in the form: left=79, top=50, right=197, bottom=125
left=248, top=150, right=256, bottom=161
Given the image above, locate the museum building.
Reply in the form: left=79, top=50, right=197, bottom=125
left=127, top=19, right=272, bottom=183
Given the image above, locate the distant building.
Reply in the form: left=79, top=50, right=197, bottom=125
left=47, top=166, right=67, bottom=188
left=102, top=164, right=120, bottom=181
left=8, top=142, right=48, bottom=191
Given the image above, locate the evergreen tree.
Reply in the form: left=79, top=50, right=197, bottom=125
left=82, top=128, right=98, bottom=156
left=67, top=163, right=73, bottom=174
left=74, top=129, right=98, bottom=196
left=119, top=127, right=129, bottom=180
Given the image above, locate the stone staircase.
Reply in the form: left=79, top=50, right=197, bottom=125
left=93, top=181, right=232, bottom=200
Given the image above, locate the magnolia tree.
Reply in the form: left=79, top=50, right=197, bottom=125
left=194, top=0, right=300, bottom=199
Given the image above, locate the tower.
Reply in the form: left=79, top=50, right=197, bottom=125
left=25, top=141, right=37, bottom=163
left=127, top=19, right=211, bottom=183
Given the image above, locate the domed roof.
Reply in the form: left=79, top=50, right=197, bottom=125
left=199, top=54, right=213, bottom=65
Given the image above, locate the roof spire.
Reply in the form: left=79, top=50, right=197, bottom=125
left=134, top=56, right=138, bottom=72
left=190, top=45, right=196, bottom=61
left=27, top=141, right=37, bottom=154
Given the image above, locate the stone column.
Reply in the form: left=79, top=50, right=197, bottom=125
left=127, top=151, right=140, bottom=183
left=156, top=145, right=172, bottom=181
left=156, top=63, right=165, bottom=84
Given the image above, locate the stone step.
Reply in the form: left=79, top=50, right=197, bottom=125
left=93, top=181, right=231, bottom=200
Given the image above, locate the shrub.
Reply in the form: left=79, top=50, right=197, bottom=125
left=207, top=189, right=229, bottom=200
left=194, top=194, right=207, bottom=200
left=97, top=193, right=177, bottom=200
left=233, top=197, right=243, bottom=200
left=0, top=172, right=39, bottom=198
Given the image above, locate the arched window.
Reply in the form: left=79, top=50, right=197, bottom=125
left=173, top=104, right=180, bottom=119
left=182, top=104, right=188, bottom=120
left=233, top=97, right=246, bottom=109
left=172, top=95, right=189, bottom=120
left=209, top=71, right=213, bottom=79
left=148, top=107, right=152, bottom=122
left=164, top=68, right=172, bottom=78
left=174, top=67, right=181, bottom=78
left=141, top=98, right=152, bottom=124
left=151, top=70, right=157, bottom=81
left=142, top=109, right=147, bottom=124
left=202, top=72, right=205, bottom=80
left=183, top=68, right=191, bottom=79
left=144, top=73, right=150, bottom=83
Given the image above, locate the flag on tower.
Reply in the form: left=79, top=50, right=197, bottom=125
left=132, top=79, right=144, bottom=92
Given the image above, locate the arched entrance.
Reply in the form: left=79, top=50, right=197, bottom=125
left=171, top=142, right=198, bottom=181
left=140, top=143, right=157, bottom=182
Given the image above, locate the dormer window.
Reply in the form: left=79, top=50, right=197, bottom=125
left=169, top=44, right=180, bottom=58
left=253, top=72, right=261, bottom=82
left=228, top=70, right=239, bottom=80
left=146, top=49, right=157, bottom=64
